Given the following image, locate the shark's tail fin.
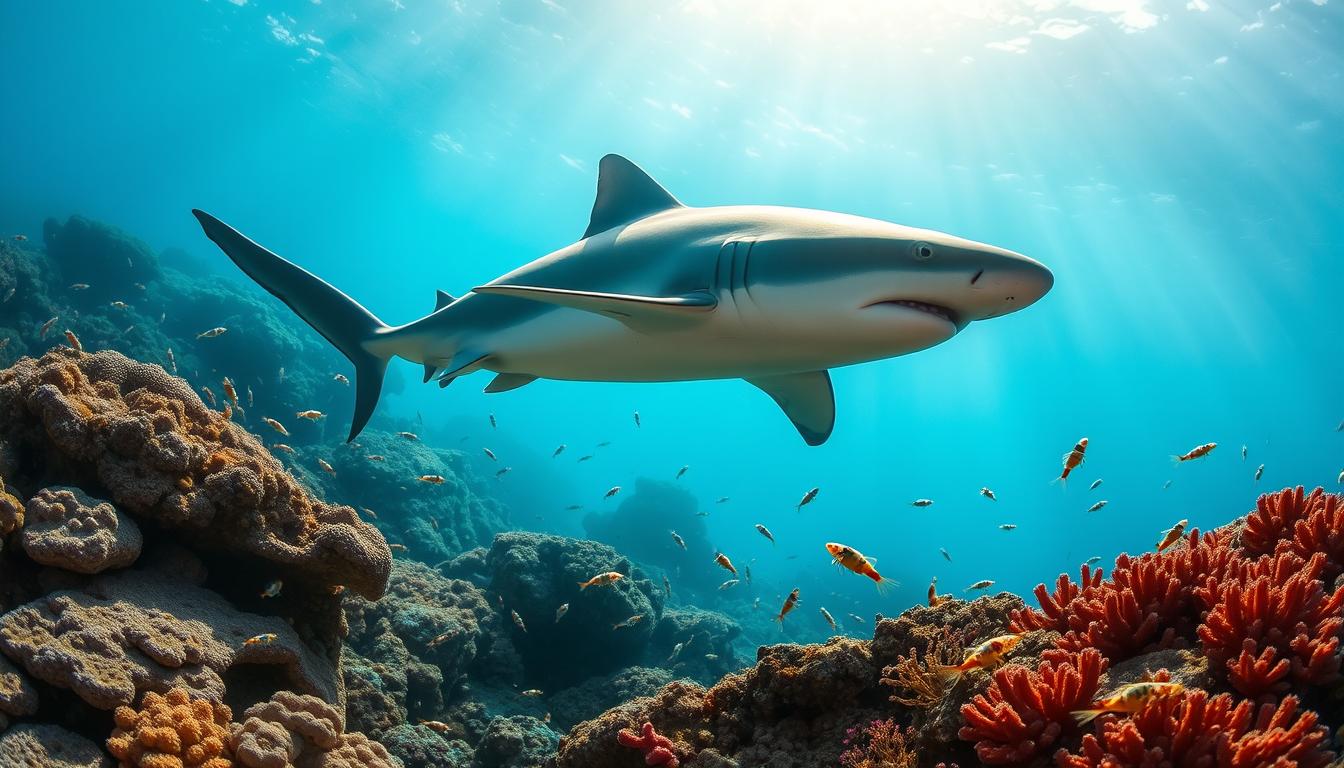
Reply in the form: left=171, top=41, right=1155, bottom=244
left=192, top=210, right=389, bottom=442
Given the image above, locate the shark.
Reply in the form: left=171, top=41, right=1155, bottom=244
left=192, top=154, right=1052, bottom=445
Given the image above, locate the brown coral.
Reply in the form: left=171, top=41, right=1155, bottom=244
left=20, top=486, right=142, bottom=574
left=0, top=570, right=337, bottom=710
left=106, top=687, right=234, bottom=768
left=0, top=723, right=111, bottom=767
left=0, top=475, right=22, bottom=540
left=880, top=626, right=965, bottom=708
left=230, top=690, right=396, bottom=768
left=0, top=653, right=38, bottom=722
left=0, top=349, right=390, bottom=599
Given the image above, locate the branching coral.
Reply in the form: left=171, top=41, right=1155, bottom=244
left=839, top=719, right=917, bottom=768
left=106, top=687, right=235, bottom=768
left=1055, top=690, right=1333, bottom=768
left=880, top=626, right=965, bottom=708
left=617, top=722, right=680, bottom=767
left=958, top=649, right=1106, bottom=765
left=1195, top=550, right=1343, bottom=697
left=1241, top=486, right=1344, bottom=580
left=1008, top=565, right=1102, bottom=634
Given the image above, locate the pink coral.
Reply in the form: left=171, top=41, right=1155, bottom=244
left=617, top=722, right=680, bottom=767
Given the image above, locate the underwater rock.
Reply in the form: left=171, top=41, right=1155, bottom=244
left=106, top=687, right=234, bottom=768
left=0, top=348, right=391, bottom=600
left=378, top=722, right=472, bottom=768
left=42, top=216, right=161, bottom=304
left=483, top=531, right=664, bottom=688
left=0, top=723, right=111, bottom=768
left=230, top=690, right=399, bottom=768
left=582, top=479, right=719, bottom=596
left=549, top=666, right=674, bottom=732
left=473, top=715, right=560, bottom=768
left=0, top=653, right=38, bottom=726
left=648, top=606, right=743, bottom=684
left=0, top=476, right=22, bottom=548
left=0, top=569, right=338, bottom=710
left=20, top=486, right=142, bottom=574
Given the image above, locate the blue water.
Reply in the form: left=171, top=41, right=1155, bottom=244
left=3, top=1, right=1341, bottom=639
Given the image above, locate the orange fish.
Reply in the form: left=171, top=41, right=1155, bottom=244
left=244, top=633, right=277, bottom=646
left=938, top=634, right=1022, bottom=681
left=1072, top=682, right=1184, bottom=726
left=1156, top=519, right=1189, bottom=552
left=776, top=588, right=800, bottom=623
left=1173, top=442, right=1216, bottom=463
left=927, top=576, right=950, bottom=607
left=1057, top=437, right=1088, bottom=484
left=826, top=542, right=893, bottom=592
left=263, top=418, right=289, bottom=436
left=221, top=377, right=238, bottom=407
left=419, top=474, right=446, bottom=484
left=317, top=458, right=336, bottom=475
left=714, top=553, right=737, bottom=576
left=63, top=330, right=82, bottom=352
left=577, top=571, right=625, bottom=590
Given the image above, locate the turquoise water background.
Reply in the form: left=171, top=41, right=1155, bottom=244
left=2, top=1, right=1340, bottom=637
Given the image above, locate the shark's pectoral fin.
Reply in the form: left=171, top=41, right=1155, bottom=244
left=746, top=371, right=835, bottom=446
left=471, top=284, right=716, bottom=331
left=484, top=373, right=538, bottom=394
left=434, top=349, right=490, bottom=389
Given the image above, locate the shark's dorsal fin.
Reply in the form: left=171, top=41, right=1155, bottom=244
left=746, top=371, right=835, bottom=446
left=583, top=154, right=683, bottom=239
left=434, top=290, right=455, bottom=311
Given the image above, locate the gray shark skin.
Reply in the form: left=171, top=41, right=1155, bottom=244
left=192, top=154, right=1052, bottom=445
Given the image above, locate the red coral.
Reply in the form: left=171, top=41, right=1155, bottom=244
left=958, top=649, right=1106, bottom=765
left=1009, top=565, right=1102, bottom=633
left=1055, top=690, right=1334, bottom=768
left=617, top=722, right=680, bottom=767
left=1242, top=487, right=1344, bottom=579
left=1196, top=550, right=1344, bottom=697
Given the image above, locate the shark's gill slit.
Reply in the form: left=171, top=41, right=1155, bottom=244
left=970, top=268, right=984, bottom=286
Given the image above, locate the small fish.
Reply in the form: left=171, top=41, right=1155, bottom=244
left=662, top=573, right=671, bottom=596
left=278, top=366, right=286, bottom=382
left=695, top=511, right=709, bottom=517
left=1156, top=519, right=1188, bottom=552
left=426, top=631, right=454, bottom=649
left=714, top=552, right=737, bottom=575
left=420, top=720, right=451, bottom=733
left=965, top=579, right=995, bottom=592
left=419, top=474, right=446, bottom=484
left=555, top=603, right=569, bottom=622
left=1173, top=442, right=1216, bottom=462
left=667, top=642, right=685, bottom=663
left=980, top=487, right=996, bottom=501
left=552, top=444, right=566, bottom=458
left=753, top=598, right=761, bottom=611
left=596, top=441, right=611, bottom=447
left=565, top=504, right=583, bottom=511
left=429, top=517, right=439, bottom=531
left=776, top=588, right=800, bottom=623
left=928, top=576, right=950, bottom=607
left=39, top=316, right=58, bottom=339
left=483, top=447, right=498, bottom=461
left=63, top=330, right=82, bottom=352
left=317, top=458, right=336, bottom=475
left=820, top=607, right=837, bottom=632
left=999, top=524, right=1017, bottom=531
left=259, top=579, right=283, bottom=598
left=196, top=327, right=227, bottom=339
left=940, top=547, right=951, bottom=562
left=796, top=487, right=819, bottom=511
left=633, top=410, right=641, bottom=428
left=489, top=413, right=497, bottom=429
left=1254, top=464, right=1264, bottom=482
left=263, top=418, right=289, bottom=436
left=1057, top=437, right=1089, bottom=483
left=201, top=386, right=218, bottom=408
left=247, top=386, right=253, bottom=407
left=296, top=410, right=325, bottom=421
left=612, top=614, right=644, bottom=630
left=244, top=633, right=278, bottom=646
left=110, top=300, right=129, bottom=310
left=221, top=377, right=238, bottom=406
left=1085, top=556, right=1102, bottom=565
left=330, top=585, right=346, bottom=596
left=520, top=689, right=544, bottom=697
left=1163, top=479, right=1173, bottom=490
left=12, top=234, right=27, bottom=241
left=1087, top=500, right=1109, bottom=513
left=755, top=524, right=775, bottom=544
left=366, top=454, right=386, bottom=462
left=495, top=467, right=512, bottom=479
left=718, top=579, right=740, bottom=591
left=271, top=443, right=294, bottom=455
left=1241, top=445, right=1247, bottom=461
left=938, top=634, right=1022, bottom=680
left=362, top=508, right=379, bottom=520
left=704, top=653, right=719, bottom=661
left=398, top=431, right=420, bottom=441
left=1071, top=682, right=1186, bottom=726
left=670, top=531, right=686, bottom=550
left=848, top=613, right=864, bottom=624
left=716, top=496, right=730, bottom=504
left=604, top=486, right=621, bottom=499
left=1089, top=478, right=1103, bottom=491
left=1337, top=469, right=1343, bottom=485
left=389, top=543, right=407, bottom=553
left=333, top=373, right=349, bottom=385
left=511, top=609, right=527, bottom=633
left=676, top=465, right=689, bottom=480
left=911, top=498, right=934, bottom=507
left=577, top=571, right=625, bottom=590
left=827, top=542, right=892, bottom=592
left=134, top=282, right=146, bottom=291
left=578, top=455, right=594, bottom=462
left=744, top=565, right=753, bottom=584
left=222, top=404, right=233, bottom=421
left=0, top=338, right=7, bottom=351
left=69, top=283, right=90, bottom=291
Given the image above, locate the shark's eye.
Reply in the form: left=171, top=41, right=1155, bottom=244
left=913, top=242, right=934, bottom=260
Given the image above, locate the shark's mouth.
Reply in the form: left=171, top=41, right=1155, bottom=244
left=864, top=299, right=959, bottom=326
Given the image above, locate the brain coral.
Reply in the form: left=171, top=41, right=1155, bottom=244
left=20, top=486, right=142, bottom=574
left=0, top=570, right=337, bottom=710
left=106, top=687, right=235, bottom=768
left=0, top=723, right=111, bottom=768
left=230, top=690, right=398, bottom=768
left=0, top=348, right=390, bottom=599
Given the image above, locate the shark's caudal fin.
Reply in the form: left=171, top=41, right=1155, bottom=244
left=192, top=210, right=389, bottom=442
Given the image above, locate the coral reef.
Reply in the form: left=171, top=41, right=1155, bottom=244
left=106, top=688, right=234, bottom=768
left=0, top=723, right=111, bottom=768
left=474, top=715, right=560, bottom=768
left=228, top=690, right=399, bottom=768
left=549, top=667, right=674, bottom=732
left=838, top=719, right=917, bottom=768
left=20, top=486, right=142, bottom=574
left=616, top=721, right=679, bottom=767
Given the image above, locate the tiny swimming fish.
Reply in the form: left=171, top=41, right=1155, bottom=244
left=1088, top=479, right=1103, bottom=492
left=333, top=373, right=349, bottom=385
left=1085, top=556, right=1102, bottom=565
left=201, top=386, right=218, bottom=408
left=398, top=431, right=419, bottom=440
left=755, top=524, right=775, bottom=544
left=196, top=327, right=227, bottom=339
left=743, top=564, right=752, bottom=584
left=1156, top=519, right=1188, bottom=552
left=714, top=552, right=737, bottom=575
left=1071, top=682, right=1185, bottom=726
left=520, top=689, right=544, bottom=697
left=1087, top=500, right=1109, bottom=513
left=39, top=316, right=58, bottom=339
left=695, top=511, right=709, bottom=517
left=259, top=579, right=283, bottom=598
left=110, top=301, right=129, bottom=310
left=670, top=531, right=686, bottom=550
left=796, top=487, right=819, bottom=511
left=578, top=454, right=594, bottom=462
left=565, top=504, right=583, bottom=511
left=704, top=653, right=719, bottom=661
left=776, top=588, right=800, bottom=623
left=1173, top=442, right=1216, bottom=462
left=910, top=498, right=934, bottom=507
left=220, top=378, right=238, bottom=407
left=244, top=633, right=277, bottom=646
left=362, top=508, right=379, bottom=520
left=604, top=486, right=621, bottom=499
left=495, top=467, right=511, bottom=479
left=429, top=517, right=439, bottom=530
left=1254, top=464, right=1264, bottom=482
left=820, top=607, right=837, bottom=632
left=134, top=282, right=146, bottom=291
left=0, top=338, right=8, bottom=351
left=296, top=410, right=325, bottom=421
left=264, top=418, right=289, bottom=436
left=272, top=443, right=294, bottom=455
left=965, top=579, right=995, bottom=592
left=676, top=465, right=689, bottom=479
left=511, top=610, right=527, bottom=633
left=1163, top=479, right=1173, bottom=489
left=420, top=720, right=451, bottom=733
left=577, top=571, right=624, bottom=590
left=999, top=524, right=1017, bottom=531
left=848, top=613, right=865, bottom=625
left=330, top=585, right=346, bottom=596
left=246, top=385, right=253, bottom=407
left=555, top=603, right=569, bottom=622
left=367, top=454, right=386, bottom=462
left=318, top=458, right=336, bottom=475
left=827, top=542, right=892, bottom=592
left=928, top=576, right=950, bottom=607
left=12, top=234, right=26, bottom=241
left=753, top=598, right=761, bottom=611
left=938, top=634, right=1022, bottom=680
left=662, top=573, right=671, bottom=596
left=633, top=410, right=640, bottom=428
left=667, top=642, right=685, bottom=663
left=63, top=330, right=82, bottom=352
left=718, top=579, right=740, bottom=591
left=1241, top=444, right=1247, bottom=461
left=222, top=404, right=233, bottom=421
left=596, top=441, right=611, bottom=447
left=1058, top=437, right=1089, bottom=483
left=940, top=547, right=952, bottom=562
left=552, top=444, right=566, bottom=458
left=716, top=496, right=730, bottom=504
left=483, top=447, right=497, bottom=461
left=419, top=474, right=445, bottom=484
left=278, top=366, right=286, bottom=382
left=389, top=543, right=407, bottom=553
left=69, top=283, right=90, bottom=290
left=980, top=487, right=996, bottom=501
left=426, top=631, right=454, bottom=649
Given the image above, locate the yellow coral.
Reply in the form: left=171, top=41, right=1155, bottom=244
left=107, top=688, right=235, bottom=768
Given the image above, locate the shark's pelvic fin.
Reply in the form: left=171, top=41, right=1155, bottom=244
left=422, top=363, right=439, bottom=384
left=434, top=289, right=455, bottom=311
left=472, top=284, right=715, bottom=331
left=435, top=349, right=489, bottom=389
left=192, top=209, right=389, bottom=442
left=746, top=371, right=836, bottom=446
left=582, top=154, right=683, bottom=239
left=484, top=373, right=538, bottom=393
